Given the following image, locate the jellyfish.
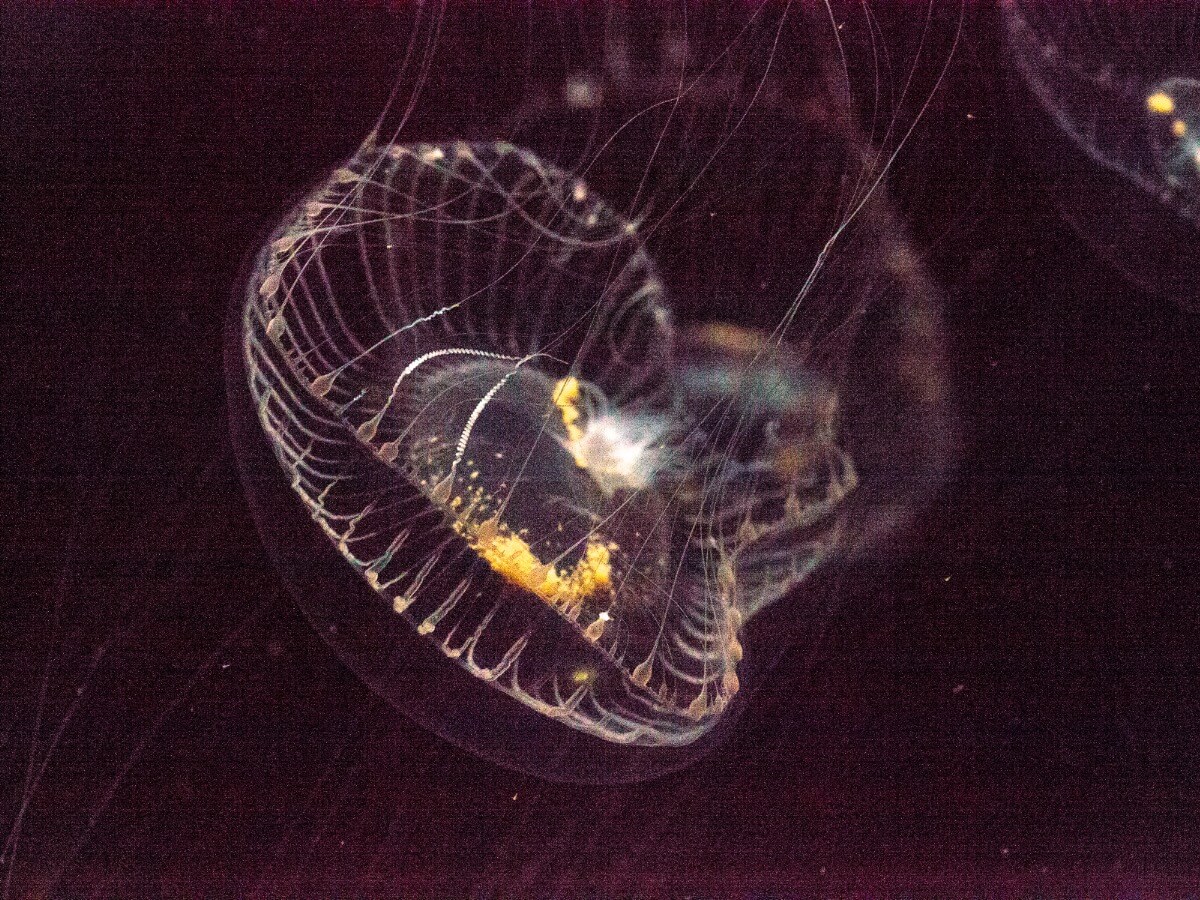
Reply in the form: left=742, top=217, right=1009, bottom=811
left=227, top=1, right=958, bottom=783
left=1001, top=0, right=1200, bottom=302
left=1146, top=77, right=1200, bottom=200
left=6, top=16, right=963, bottom=889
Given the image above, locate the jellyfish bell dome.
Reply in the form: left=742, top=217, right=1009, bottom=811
left=227, top=3, right=956, bottom=782
left=1000, top=0, right=1200, bottom=304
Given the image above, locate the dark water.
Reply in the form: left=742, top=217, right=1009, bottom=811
left=5, top=4, right=1200, bottom=896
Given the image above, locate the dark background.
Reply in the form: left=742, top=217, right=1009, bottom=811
left=4, top=3, right=1200, bottom=896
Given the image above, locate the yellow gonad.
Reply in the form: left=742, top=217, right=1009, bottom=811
left=551, top=376, right=589, bottom=467
left=1146, top=89, right=1192, bottom=144
left=465, top=515, right=614, bottom=609
left=1147, top=90, right=1176, bottom=116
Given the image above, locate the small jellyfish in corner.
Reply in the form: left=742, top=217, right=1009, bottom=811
left=1001, top=0, right=1200, bottom=302
left=1145, top=77, right=1200, bottom=200
left=226, top=2, right=958, bottom=782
